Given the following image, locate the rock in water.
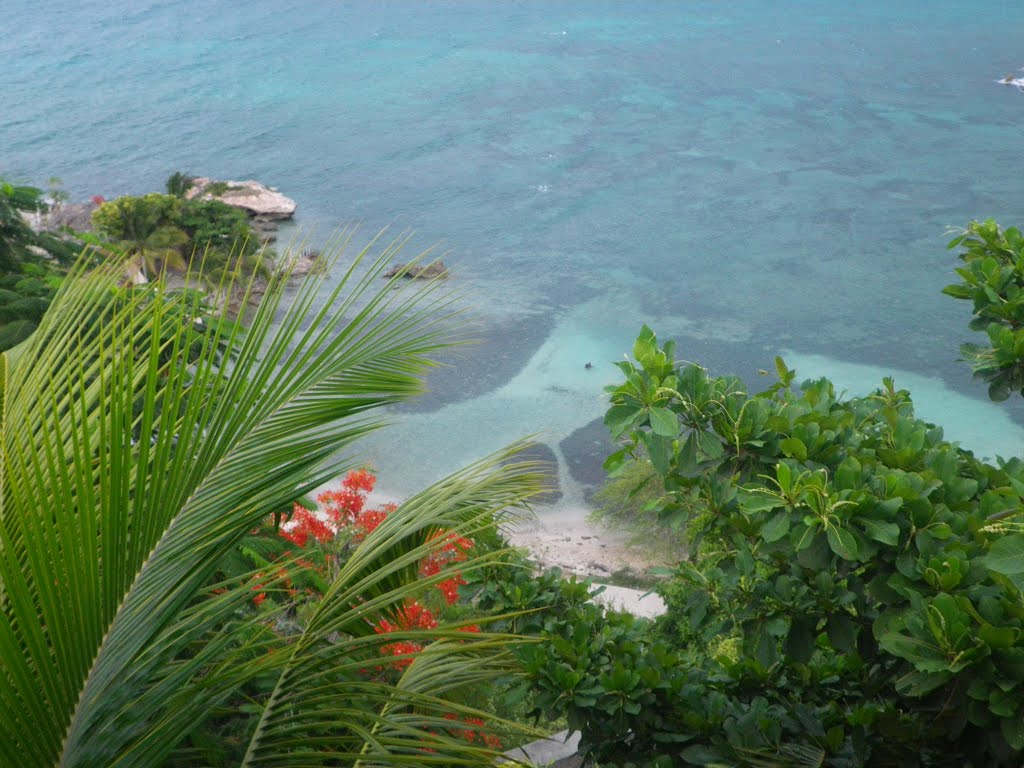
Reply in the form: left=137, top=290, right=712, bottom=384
left=280, top=249, right=324, bottom=277
left=382, top=261, right=449, bottom=280
left=186, top=177, right=297, bottom=219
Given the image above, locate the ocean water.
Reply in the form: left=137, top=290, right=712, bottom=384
left=5, top=1, right=1024, bottom=508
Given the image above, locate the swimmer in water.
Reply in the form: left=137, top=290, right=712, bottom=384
left=997, top=70, right=1024, bottom=92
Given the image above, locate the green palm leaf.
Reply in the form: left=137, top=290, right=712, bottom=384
left=0, top=232, right=542, bottom=766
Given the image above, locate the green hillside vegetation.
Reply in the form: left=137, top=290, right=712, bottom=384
left=0, top=178, right=79, bottom=349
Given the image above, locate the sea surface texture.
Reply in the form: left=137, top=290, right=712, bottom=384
left=5, top=1, right=1024, bottom=507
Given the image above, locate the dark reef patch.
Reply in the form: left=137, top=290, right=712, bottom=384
left=395, top=313, right=553, bottom=414
left=560, top=417, right=615, bottom=502
left=507, top=442, right=562, bottom=505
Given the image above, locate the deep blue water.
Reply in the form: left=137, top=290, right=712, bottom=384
left=5, top=1, right=1024, bottom=506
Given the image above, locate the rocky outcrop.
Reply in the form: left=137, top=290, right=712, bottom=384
left=279, top=249, right=324, bottom=277
left=37, top=201, right=99, bottom=233
left=24, top=201, right=98, bottom=234
left=185, top=178, right=297, bottom=220
left=383, top=261, right=449, bottom=280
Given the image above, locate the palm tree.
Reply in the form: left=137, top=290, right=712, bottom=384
left=0, top=230, right=543, bottom=766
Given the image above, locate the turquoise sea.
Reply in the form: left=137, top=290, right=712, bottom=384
left=6, top=1, right=1024, bottom=508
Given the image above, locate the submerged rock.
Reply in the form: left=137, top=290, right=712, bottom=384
left=382, top=261, right=449, bottom=280
left=185, top=177, right=297, bottom=220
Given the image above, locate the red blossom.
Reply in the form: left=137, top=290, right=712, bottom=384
left=483, top=733, right=502, bottom=749
left=251, top=573, right=267, bottom=606
left=437, top=574, right=467, bottom=605
left=280, top=505, right=335, bottom=547
left=343, top=468, right=376, bottom=493
left=387, top=599, right=437, bottom=631
left=429, top=530, right=473, bottom=561
left=440, top=713, right=499, bottom=747
left=316, top=488, right=365, bottom=524
left=373, top=600, right=438, bottom=670
left=352, top=505, right=392, bottom=540
left=378, top=640, right=423, bottom=670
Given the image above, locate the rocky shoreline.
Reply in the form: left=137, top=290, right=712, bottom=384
left=184, top=176, right=297, bottom=245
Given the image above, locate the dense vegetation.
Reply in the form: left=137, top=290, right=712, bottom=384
left=511, top=219, right=1024, bottom=767
left=0, top=170, right=267, bottom=352
left=0, top=178, right=78, bottom=349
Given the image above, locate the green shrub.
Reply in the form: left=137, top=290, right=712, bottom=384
left=944, top=219, right=1024, bottom=400
left=165, top=171, right=196, bottom=198
left=584, top=325, right=1024, bottom=766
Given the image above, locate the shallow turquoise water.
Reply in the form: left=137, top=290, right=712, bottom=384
left=6, top=1, right=1024, bottom=504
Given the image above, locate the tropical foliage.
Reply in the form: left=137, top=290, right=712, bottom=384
left=0, top=232, right=543, bottom=766
left=0, top=177, right=79, bottom=349
left=515, top=220, right=1024, bottom=767
left=944, top=218, right=1024, bottom=401
left=518, top=321, right=1024, bottom=767
left=91, top=189, right=262, bottom=283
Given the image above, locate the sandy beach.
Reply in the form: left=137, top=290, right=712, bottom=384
left=359, top=488, right=665, bottom=581
left=502, top=508, right=666, bottom=580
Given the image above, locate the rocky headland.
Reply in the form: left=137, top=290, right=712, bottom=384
left=184, top=177, right=297, bottom=243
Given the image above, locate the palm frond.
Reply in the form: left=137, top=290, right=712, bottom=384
left=0, top=231, right=535, bottom=767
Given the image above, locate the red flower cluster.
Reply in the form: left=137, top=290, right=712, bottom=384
left=352, top=502, right=397, bottom=540
left=374, top=599, right=439, bottom=670
left=280, top=504, right=335, bottom=547
left=443, top=713, right=501, bottom=748
left=280, top=469, right=381, bottom=546
left=420, top=531, right=472, bottom=604
left=270, top=470, right=483, bottom=672
left=343, top=468, right=376, bottom=493
left=420, top=532, right=472, bottom=573
left=438, top=574, right=467, bottom=606
left=251, top=573, right=267, bottom=606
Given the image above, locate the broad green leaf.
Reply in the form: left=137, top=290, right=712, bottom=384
left=738, top=489, right=782, bottom=514
left=826, top=613, right=858, bottom=653
left=776, top=461, right=792, bottom=494
left=1003, top=712, right=1024, bottom=750
left=605, top=403, right=642, bottom=440
left=982, top=534, right=1024, bottom=576
left=980, top=625, right=1019, bottom=649
left=878, top=632, right=947, bottom=666
left=895, top=670, right=952, bottom=697
left=760, top=510, right=791, bottom=542
left=826, top=526, right=860, bottom=561
left=648, top=405, right=678, bottom=438
left=780, top=437, right=807, bottom=461
left=859, top=518, right=901, bottom=546
left=642, top=430, right=674, bottom=476
left=785, top=617, right=816, bottom=663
